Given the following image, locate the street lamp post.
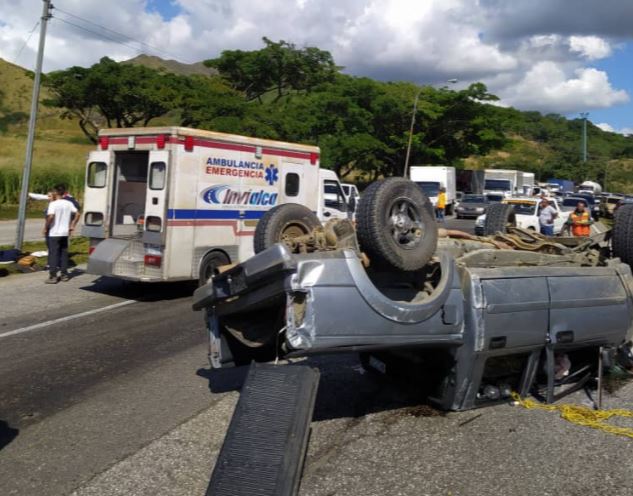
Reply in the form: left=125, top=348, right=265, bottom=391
left=580, top=112, right=589, bottom=163
left=403, top=91, right=420, bottom=179
left=403, top=79, right=458, bottom=178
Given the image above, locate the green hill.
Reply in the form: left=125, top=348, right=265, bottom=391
left=122, top=54, right=217, bottom=77
left=0, top=58, right=93, bottom=206
left=465, top=107, right=633, bottom=191
left=2, top=50, right=633, bottom=208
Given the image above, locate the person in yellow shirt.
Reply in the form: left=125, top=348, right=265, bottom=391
left=436, top=187, right=447, bottom=222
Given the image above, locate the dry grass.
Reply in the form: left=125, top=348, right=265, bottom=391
left=0, top=134, right=92, bottom=204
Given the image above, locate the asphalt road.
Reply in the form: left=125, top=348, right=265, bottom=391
left=0, top=219, right=45, bottom=245
left=2, top=215, right=633, bottom=496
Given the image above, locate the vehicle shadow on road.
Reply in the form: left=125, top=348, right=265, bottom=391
left=80, top=276, right=197, bottom=302
left=0, top=420, right=19, bottom=451
left=196, top=353, right=442, bottom=421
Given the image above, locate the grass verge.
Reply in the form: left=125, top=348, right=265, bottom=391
left=0, top=236, right=88, bottom=277
left=0, top=201, right=49, bottom=220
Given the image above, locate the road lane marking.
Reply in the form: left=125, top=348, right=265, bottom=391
left=0, top=300, right=137, bottom=339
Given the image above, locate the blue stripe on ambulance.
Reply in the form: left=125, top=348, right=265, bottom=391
left=167, top=209, right=266, bottom=220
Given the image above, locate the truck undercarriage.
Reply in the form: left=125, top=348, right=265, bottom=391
left=192, top=178, right=633, bottom=411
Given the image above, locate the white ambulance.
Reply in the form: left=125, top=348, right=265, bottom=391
left=83, top=126, right=350, bottom=282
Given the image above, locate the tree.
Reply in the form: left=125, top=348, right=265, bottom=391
left=205, top=38, right=337, bottom=102
left=43, top=57, right=182, bottom=142
left=43, top=66, right=101, bottom=142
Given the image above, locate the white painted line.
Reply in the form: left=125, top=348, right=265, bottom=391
left=0, top=300, right=137, bottom=339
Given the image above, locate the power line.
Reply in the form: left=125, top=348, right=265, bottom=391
left=13, top=20, right=41, bottom=65
left=53, top=6, right=194, bottom=64
left=53, top=16, right=151, bottom=57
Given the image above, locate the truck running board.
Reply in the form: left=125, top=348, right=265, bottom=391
left=206, top=363, right=320, bottom=496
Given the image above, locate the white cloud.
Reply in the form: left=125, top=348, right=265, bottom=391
left=596, top=122, right=615, bottom=132
left=501, top=62, right=628, bottom=113
left=0, top=0, right=630, bottom=119
left=596, top=123, right=633, bottom=136
left=569, top=35, right=612, bottom=60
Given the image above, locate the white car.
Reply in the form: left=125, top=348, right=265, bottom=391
left=475, top=197, right=570, bottom=235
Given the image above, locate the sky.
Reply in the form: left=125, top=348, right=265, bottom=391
left=1, top=0, right=633, bottom=135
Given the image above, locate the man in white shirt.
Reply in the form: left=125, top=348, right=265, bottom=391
left=44, top=186, right=80, bottom=283
left=538, top=198, right=558, bottom=236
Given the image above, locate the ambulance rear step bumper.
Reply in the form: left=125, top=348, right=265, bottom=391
left=87, top=238, right=163, bottom=281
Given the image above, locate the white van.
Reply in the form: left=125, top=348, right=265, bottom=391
left=83, top=126, right=348, bottom=282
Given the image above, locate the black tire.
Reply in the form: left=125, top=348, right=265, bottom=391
left=483, top=203, right=516, bottom=235
left=613, top=204, right=633, bottom=266
left=356, top=177, right=438, bottom=271
left=198, top=251, right=230, bottom=287
left=254, top=203, right=321, bottom=254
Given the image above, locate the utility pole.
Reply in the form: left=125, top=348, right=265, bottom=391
left=580, top=112, right=589, bottom=163
left=403, top=91, right=420, bottom=179
left=14, top=0, right=54, bottom=250
left=403, top=79, right=458, bottom=178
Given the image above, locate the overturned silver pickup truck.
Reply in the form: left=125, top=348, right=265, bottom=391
left=193, top=178, right=633, bottom=411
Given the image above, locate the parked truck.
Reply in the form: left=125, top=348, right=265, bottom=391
left=579, top=181, right=603, bottom=196
left=521, top=172, right=535, bottom=195
left=83, top=126, right=350, bottom=283
left=409, top=166, right=457, bottom=214
left=484, top=169, right=521, bottom=197
left=547, top=179, right=575, bottom=194
left=456, top=169, right=485, bottom=195
left=193, top=178, right=633, bottom=411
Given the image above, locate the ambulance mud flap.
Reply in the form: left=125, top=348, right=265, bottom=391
left=206, top=363, right=320, bottom=496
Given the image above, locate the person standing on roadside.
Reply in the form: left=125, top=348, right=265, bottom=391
left=44, top=186, right=79, bottom=283
left=436, top=186, right=447, bottom=223
left=538, top=198, right=558, bottom=236
left=566, top=200, right=592, bottom=237
left=41, top=188, right=57, bottom=269
left=54, top=183, right=81, bottom=218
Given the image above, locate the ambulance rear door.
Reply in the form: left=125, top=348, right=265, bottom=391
left=82, top=150, right=111, bottom=240
left=143, top=150, right=170, bottom=245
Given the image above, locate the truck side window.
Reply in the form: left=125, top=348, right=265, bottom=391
left=149, top=162, right=166, bottom=190
left=285, top=173, right=300, bottom=197
left=87, top=162, right=107, bottom=188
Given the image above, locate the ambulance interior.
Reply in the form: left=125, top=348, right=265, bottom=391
left=112, top=151, right=149, bottom=237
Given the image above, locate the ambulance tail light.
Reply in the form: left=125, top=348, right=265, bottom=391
left=88, top=238, right=101, bottom=255
left=99, top=136, right=109, bottom=150
left=144, top=254, right=162, bottom=267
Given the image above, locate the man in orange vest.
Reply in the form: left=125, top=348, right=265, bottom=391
left=566, top=201, right=592, bottom=237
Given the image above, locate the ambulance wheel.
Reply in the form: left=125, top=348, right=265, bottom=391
left=613, top=204, right=633, bottom=266
left=483, top=203, right=516, bottom=235
left=356, top=177, right=438, bottom=271
left=254, top=203, right=321, bottom=254
left=198, top=251, right=230, bottom=287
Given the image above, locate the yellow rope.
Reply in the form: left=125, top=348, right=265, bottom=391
left=511, top=392, right=633, bottom=439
